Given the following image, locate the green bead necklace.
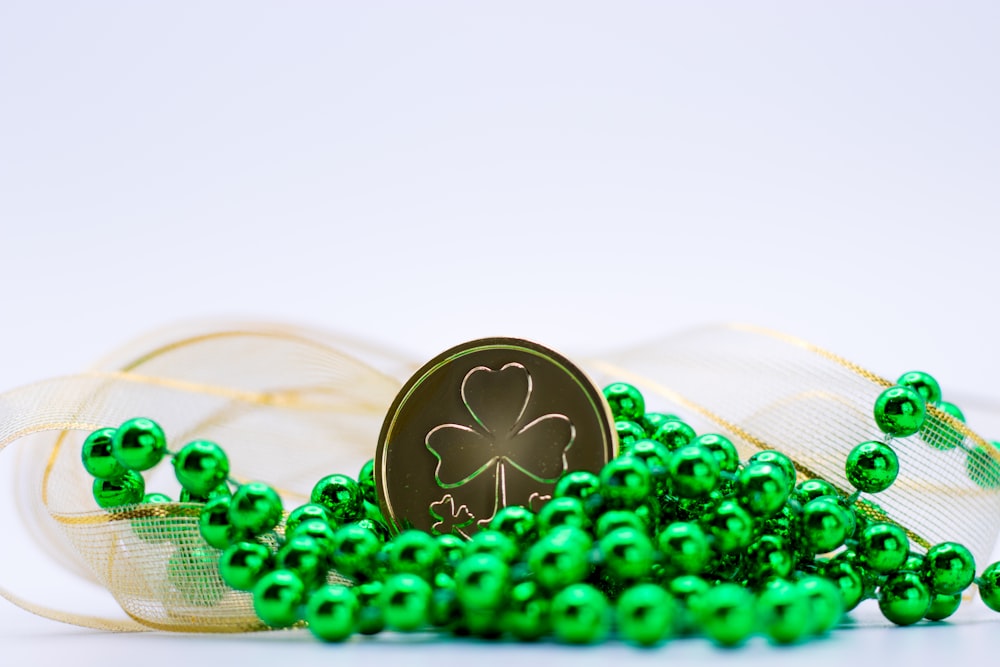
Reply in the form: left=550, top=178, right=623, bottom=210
left=79, top=370, right=1000, bottom=648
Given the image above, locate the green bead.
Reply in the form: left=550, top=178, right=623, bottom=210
left=873, top=386, right=926, bottom=437
left=330, top=523, right=381, bottom=581
left=656, top=522, right=710, bottom=575
left=599, top=527, right=654, bottom=581
left=528, top=528, right=592, bottom=591
left=553, top=470, right=601, bottom=502
left=229, top=482, right=283, bottom=536
left=692, top=433, right=740, bottom=474
left=311, top=474, right=363, bottom=523
left=924, top=592, right=961, bottom=621
left=93, top=470, right=145, bottom=508
left=81, top=428, right=126, bottom=480
left=111, top=417, right=167, bottom=472
left=277, top=536, right=326, bottom=588
left=902, top=551, right=926, bottom=573
left=801, top=497, right=852, bottom=553
left=599, top=455, right=651, bottom=508
left=253, top=569, right=305, bottom=628
left=669, top=445, right=720, bottom=498
left=846, top=441, right=899, bottom=493
left=797, top=575, right=843, bottom=635
left=652, top=419, right=697, bottom=451
left=696, top=583, right=755, bottom=648
left=615, top=420, right=647, bottom=450
left=284, top=503, right=331, bottom=537
left=603, top=383, right=645, bottom=422
left=503, top=580, right=549, bottom=641
left=641, top=412, right=679, bottom=436
left=628, top=439, right=672, bottom=477
left=978, top=561, right=1000, bottom=612
left=132, top=491, right=174, bottom=540
left=355, top=580, right=386, bottom=634
left=306, top=584, right=358, bottom=642
left=922, top=542, right=976, bottom=595
left=538, top=496, right=590, bottom=533
left=737, top=462, right=789, bottom=517
left=897, top=371, right=942, bottom=405
left=436, top=534, right=466, bottom=573
left=454, top=553, right=509, bottom=611
left=616, top=583, right=675, bottom=647
left=550, top=583, right=610, bottom=645
left=388, top=529, right=443, bottom=579
left=356, top=514, right=389, bottom=543
left=878, top=571, right=930, bottom=626
left=758, top=579, right=810, bottom=645
left=666, top=575, right=710, bottom=633
left=429, top=572, right=460, bottom=629
left=358, top=458, right=377, bottom=505
left=179, top=483, right=231, bottom=504
left=220, top=541, right=273, bottom=591
left=746, top=535, right=793, bottom=582
left=859, top=523, right=910, bottom=573
left=748, top=450, right=796, bottom=492
left=290, top=519, right=337, bottom=565
left=792, top=478, right=839, bottom=505
left=966, top=442, right=1000, bottom=489
left=199, top=495, right=239, bottom=549
left=173, top=440, right=230, bottom=497
left=381, top=573, right=431, bottom=632
left=820, top=559, right=865, bottom=611
left=488, top=505, right=537, bottom=546
left=939, top=401, right=965, bottom=422
left=167, top=545, right=226, bottom=606
left=466, top=529, right=519, bottom=564
left=704, top=500, right=753, bottom=554
left=595, top=510, right=646, bottom=539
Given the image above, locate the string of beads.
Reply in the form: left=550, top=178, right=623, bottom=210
left=80, top=373, right=1000, bottom=646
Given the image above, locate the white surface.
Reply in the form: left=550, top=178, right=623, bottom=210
left=2, top=0, right=1000, bottom=661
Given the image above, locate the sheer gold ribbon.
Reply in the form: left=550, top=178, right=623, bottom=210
left=1, top=322, right=997, bottom=632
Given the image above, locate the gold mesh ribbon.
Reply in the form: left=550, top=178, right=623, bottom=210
left=1, top=322, right=998, bottom=632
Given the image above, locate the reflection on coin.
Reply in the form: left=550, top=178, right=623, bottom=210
left=376, top=337, right=615, bottom=538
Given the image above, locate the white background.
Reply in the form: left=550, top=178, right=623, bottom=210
left=2, top=2, right=999, bottom=664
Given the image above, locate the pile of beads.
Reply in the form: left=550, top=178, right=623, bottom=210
left=81, top=374, right=1000, bottom=647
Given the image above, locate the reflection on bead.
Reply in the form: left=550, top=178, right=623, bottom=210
left=922, top=542, right=976, bottom=595
left=229, top=482, right=283, bottom=536
left=746, top=535, right=793, bottom=582
left=489, top=505, right=537, bottom=546
left=878, top=571, right=930, bottom=626
left=652, top=420, right=697, bottom=451
left=311, top=474, right=363, bottom=523
left=355, top=580, right=386, bottom=634
left=551, top=583, right=610, bottom=644
left=979, top=561, right=1000, bottom=612
left=792, top=478, right=838, bottom=505
left=801, top=498, right=852, bottom=553
left=466, top=529, right=519, bottom=564
left=455, top=553, right=509, bottom=611
left=641, top=412, right=679, bottom=437
left=600, top=527, right=653, bottom=582
left=81, top=428, right=125, bottom=480
left=277, top=536, right=326, bottom=588
left=657, top=522, right=710, bottom=575
left=199, top=496, right=238, bottom=549
left=307, top=584, right=358, bottom=642
left=93, top=470, right=145, bottom=508
left=859, top=523, right=910, bottom=573
left=697, top=583, right=755, bottom=647
left=388, top=529, right=443, bottom=580
left=845, top=441, right=899, bottom=493
left=330, top=523, right=381, bottom=581
left=603, top=383, right=645, bottom=422
left=358, top=458, right=377, bottom=505
left=538, top=496, right=590, bottom=534
left=111, top=417, right=167, bottom=472
left=669, top=445, right=720, bottom=498
left=704, top=500, right=753, bottom=554
left=528, top=528, right=591, bottom=591
left=220, top=541, right=273, bottom=591
left=924, top=592, right=961, bottom=621
left=553, top=470, right=601, bottom=502
left=253, top=569, right=305, bottom=628
left=381, top=573, right=432, bottom=632
left=615, top=420, right=646, bottom=450
left=873, top=386, right=925, bottom=438
left=692, top=434, right=740, bottom=474
left=820, top=559, right=865, bottom=611
left=748, top=450, right=797, bottom=492
left=897, top=371, right=942, bottom=405
left=798, top=575, right=843, bottom=635
left=600, top=456, right=651, bottom=509
left=285, top=504, right=331, bottom=537
left=173, top=440, right=230, bottom=497
left=737, top=463, right=789, bottom=516
left=616, top=583, right=674, bottom=647
left=758, top=579, right=809, bottom=645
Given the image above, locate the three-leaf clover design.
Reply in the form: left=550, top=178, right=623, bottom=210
left=425, top=362, right=575, bottom=526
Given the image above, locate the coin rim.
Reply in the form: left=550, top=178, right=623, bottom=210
left=375, top=337, right=616, bottom=535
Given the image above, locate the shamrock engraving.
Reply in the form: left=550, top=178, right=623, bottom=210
left=425, top=362, right=575, bottom=526
left=429, top=494, right=476, bottom=538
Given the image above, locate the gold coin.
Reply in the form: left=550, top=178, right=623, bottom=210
left=375, top=338, right=615, bottom=538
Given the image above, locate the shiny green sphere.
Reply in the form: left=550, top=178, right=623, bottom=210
left=503, top=580, right=550, bottom=641
left=657, top=521, right=710, bottom=575
left=923, top=542, right=976, bottom=595
left=110, top=418, right=167, bottom=472
left=859, top=523, right=910, bottom=573
left=330, top=523, right=381, bottom=580
left=797, top=575, right=844, bottom=635
left=381, top=573, right=432, bottom=632
left=550, top=583, right=611, bottom=645
left=306, top=584, right=358, bottom=642
left=697, top=583, right=756, bottom=648
left=358, top=458, right=377, bottom=505
left=924, top=592, right=961, bottom=621
left=528, top=528, right=591, bottom=591
left=628, top=439, right=672, bottom=476
left=616, top=583, right=675, bottom=647
left=173, top=440, right=230, bottom=497
left=651, top=419, right=697, bottom=451
left=220, top=541, right=273, bottom=591
left=599, top=527, right=654, bottom=581
left=229, top=482, right=283, bottom=536
left=537, top=496, right=590, bottom=533
left=737, top=462, right=789, bottom=517
left=553, top=470, right=602, bottom=502
left=388, top=529, right=443, bottom=579
left=436, top=533, right=466, bottom=572
left=488, top=505, right=537, bottom=546
left=748, top=450, right=797, bottom=492
left=692, top=433, right=740, bottom=474
left=845, top=441, right=899, bottom=493
left=757, top=579, right=810, bottom=645
left=666, top=575, right=710, bottom=633
left=199, top=495, right=238, bottom=549
left=93, top=470, right=145, bottom=508
left=746, top=535, right=794, bottom=582
left=290, top=519, right=336, bottom=565
left=284, top=503, right=331, bottom=536
left=978, top=561, right=1000, bottom=612
left=801, top=497, right=852, bottom=553
left=311, top=474, right=363, bottom=523
left=873, top=386, right=926, bottom=437
left=253, top=569, right=306, bottom=628
left=704, top=500, right=753, bottom=554
left=820, top=559, right=865, bottom=611
left=599, top=455, right=651, bottom=508
left=878, top=571, right=931, bottom=626
left=939, top=401, right=966, bottom=422
left=454, top=553, right=509, bottom=611
left=354, top=580, right=386, bottom=634
left=81, top=428, right=126, bottom=480
left=428, top=572, right=460, bottom=630
left=179, top=483, right=231, bottom=504
left=131, top=492, right=176, bottom=541
left=596, top=510, right=647, bottom=539
left=603, top=383, right=645, bottom=422
left=669, top=445, right=721, bottom=498
left=792, top=478, right=839, bottom=505
left=277, top=536, right=326, bottom=588
left=466, top=529, right=518, bottom=564
left=614, top=420, right=647, bottom=450
left=641, top=412, right=679, bottom=436
left=966, top=443, right=1000, bottom=489
left=897, top=371, right=942, bottom=406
